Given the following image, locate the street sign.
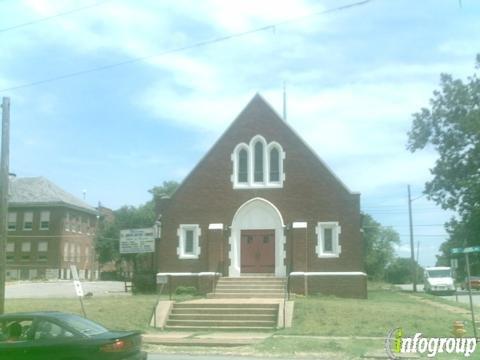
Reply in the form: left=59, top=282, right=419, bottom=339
left=157, top=274, right=168, bottom=284
left=120, top=228, right=155, bottom=254
left=450, top=258, right=458, bottom=269
left=70, top=264, right=80, bottom=281
left=73, top=281, right=84, bottom=297
left=451, top=248, right=464, bottom=254
left=464, top=246, right=480, bottom=254
left=70, top=265, right=83, bottom=296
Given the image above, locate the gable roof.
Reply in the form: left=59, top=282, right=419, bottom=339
left=8, top=176, right=97, bottom=214
left=169, top=93, right=357, bottom=201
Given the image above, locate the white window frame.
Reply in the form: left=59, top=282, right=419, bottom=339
left=65, top=212, right=69, bottom=232
left=315, top=222, right=341, bottom=258
left=6, top=242, right=14, bottom=252
left=177, top=224, right=201, bottom=259
left=64, top=243, right=69, bottom=260
left=21, top=241, right=31, bottom=252
left=8, top=212, right=17, bottom=231
left=38, top=241, right=48, bottom=252
left=40, top=211, right=50, bottom=230
left=23, top=211, right=33, bottom=231
left=231, top=135, right=285, bottom=189
left=267, top=142, right=285, bottom=184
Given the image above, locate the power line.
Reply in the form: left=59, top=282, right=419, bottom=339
left=0, top=0, right=112, bottom=33
left=0, top=0, right=374, bottom=93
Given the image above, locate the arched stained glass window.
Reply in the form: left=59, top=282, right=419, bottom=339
left=254, top=142, right=264, bottom=182
left=269, top=147, right=280, bottom=182
left=238, top=149, right=248, bottom=183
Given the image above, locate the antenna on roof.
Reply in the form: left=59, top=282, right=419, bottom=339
left=283, top=81, right=287, bottom=122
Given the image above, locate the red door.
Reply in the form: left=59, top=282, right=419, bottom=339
left=241, top=229, right=275, bottom=273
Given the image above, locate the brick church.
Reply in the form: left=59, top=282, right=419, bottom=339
left=155, top=94, right=366, bottom=298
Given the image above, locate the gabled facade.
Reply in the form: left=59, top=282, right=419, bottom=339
left=7, top=176, right=99, bottom=280
left=156, top=94, right=366, bottom=298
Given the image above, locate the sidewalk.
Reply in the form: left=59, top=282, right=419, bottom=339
left=143, top=331, right=272, bottom=347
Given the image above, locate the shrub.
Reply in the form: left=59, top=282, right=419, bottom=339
left=132, top=272, right=156, bottom=294
left=175, top=286, right=197, bottom=296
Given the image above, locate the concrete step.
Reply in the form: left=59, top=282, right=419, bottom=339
left=171, top=308, right=278, bottom=315
left=164, top=325, right=275, bottom=332
left=213, top=288, right=284, bottom=294
left=173, top=302, right=279, bottom=309
left=208, top=293, right=284, bottom=299
left=169, top=313, right=276, bottom=321
left=215, top=285, right=285, bottom=290
left=166, top=319, right=275, bottom=327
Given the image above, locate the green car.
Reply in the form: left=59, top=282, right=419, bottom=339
left=0, top=311, right=147, bottom=360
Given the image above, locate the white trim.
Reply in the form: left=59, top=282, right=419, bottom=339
left=177, top=224, right=201, bottom=259
left=232, top=134, right=285, bottom=189
left=208, top=223, right=223, bottom=230
left=290, top=271, right=366, bottom=276
left=156, top=272, right=222, bottom=277
left=292, top=221, right=307, bottom=229
left=315, top=222, right=341, bottom=258
left=229, top=197, right=286, bottom=277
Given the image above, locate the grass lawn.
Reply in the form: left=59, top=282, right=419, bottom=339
left=279, top=289, right=470, bottom=338
left=5, top=295, right=158, bottom=331
left=5, top=286, right=477, bottom=358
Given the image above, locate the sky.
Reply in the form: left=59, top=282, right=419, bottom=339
left=1, top=0, right=479, bottom=267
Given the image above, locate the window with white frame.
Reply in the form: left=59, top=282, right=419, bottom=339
left=237, top=148, right=248, bottom=183
left=21, top=241, right=31, bottom=252
left=23, top=212, right=33, bottom=230
left=64, top=212, right=70, bottom=231
left=64, top=243, right=69, bottom=260
left=315, top=222, right=341, bottom=257
left=177, top=224, right=201, bottom=259
left=8, top=212, right=17, bottom=231
left=70, top=244, right=75, bottom=262
left=38, top=241, right=48, bottom=252
left=6, top=242, right=14, bottom=252
left=40, top=211, right=50, bottom=230
left=268, top=145, right=281, bottom=183
left=231, top=135, right=285, bottom=188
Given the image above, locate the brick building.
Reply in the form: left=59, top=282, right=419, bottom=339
left=156, top=94, right=366, bottom=298
left=7, top=176, right=99, bottom=280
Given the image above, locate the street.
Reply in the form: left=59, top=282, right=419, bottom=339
left=147, top=355, right=318, bottom=360
left=5, top=280, right=128, bottom=298
left=396, top=284, right=480, bottom=306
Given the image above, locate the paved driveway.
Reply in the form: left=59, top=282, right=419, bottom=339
left=5, top=280, right=128, bottom=298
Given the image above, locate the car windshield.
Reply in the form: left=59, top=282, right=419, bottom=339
left=427, top=270, right=451, bottom=278
left=60, top=315, right=108, bottom=336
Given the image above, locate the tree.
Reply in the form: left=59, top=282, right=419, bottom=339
left=385, top=257, right=424, bottom=284
left=407, top=54, right=480, bottom=262
left=149, top=180, right=179, bottom=198
left=95, top=181, right=179, bottom=265
left=362, top=213, right=400, bottom=281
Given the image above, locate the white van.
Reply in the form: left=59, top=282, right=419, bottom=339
left=424, top=266, right=455, bottom=295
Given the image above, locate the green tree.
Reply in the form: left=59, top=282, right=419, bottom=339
left=385, top=257, right=424, bottom=284
left=362, top=213, right=400, bottom=281
left=95, top=181, right=179, bottom=265
left=407, top=54, right=480, bottom=262
left=149, top=180, right=179, bottom=198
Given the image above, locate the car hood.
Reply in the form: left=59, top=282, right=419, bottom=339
left=427, top=278, right=454, bottom=286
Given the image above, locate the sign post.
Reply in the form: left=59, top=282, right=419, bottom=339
left=451, top=247, right=478, bottom=340
left=70, top=265, right=86, bottom=317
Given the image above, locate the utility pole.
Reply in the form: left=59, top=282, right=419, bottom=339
left=407, top=185, right=417, bottom=292
left=0, top=97, right=10, bottom=314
